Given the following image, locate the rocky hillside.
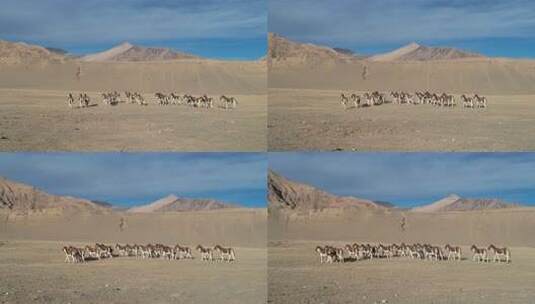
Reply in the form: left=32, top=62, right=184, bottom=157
left=0, top=40, right=67, bottom=65
left=0, top=177, right=110, bottom=214
left=268, top=33, right=357, bottom=63
left=268, top=170, right=388, bottom=211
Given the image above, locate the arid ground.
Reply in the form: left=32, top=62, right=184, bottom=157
left=267, top=34, right=535, bottom=151
left=0, top=209, right=267, bottom=304
left=0, top=89, right=265, bottom=151
left=268, top=208, right=535, bottom=304
left=0, top=59, right=266, bottom=151
left=1, top=240, right=266, bottom=304
left=268, top=89, right=535, bottom=151
left=268, top=241, right=535, bottom=304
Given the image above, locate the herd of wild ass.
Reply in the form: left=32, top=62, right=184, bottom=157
left=315, top=243, right=511, bottom=264
left=340, top=91, right=488, bottom=110
left=63, top=243, right=236, bottom=264
left=67, top=91, right=238, bottom=109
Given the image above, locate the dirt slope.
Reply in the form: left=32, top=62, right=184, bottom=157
left=268, top=170, right=388, bottom=211
left=0, top=40, right=67, bottom=65
left=0, top=177, right=110, bottom=215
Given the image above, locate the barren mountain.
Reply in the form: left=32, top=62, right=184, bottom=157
left=127, top=194, right=239, bottom=213
left=0, top=177, right=110, bottom=215
left=45, top=47, right=68, bottom=55
left=0, top=40, right=67, bottom=65
left=268, top=33, right=357, bottom=63
left=81, top=42, right=198, bottom=62
left=411, top=194, right=520, bottom=212
left=369, top=42, right=485, bottom=62
left=268, top=170, right=387, bottom=211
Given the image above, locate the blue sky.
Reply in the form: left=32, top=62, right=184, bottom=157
left=0, top=0, right=266, bottom=60
left=269, top=0, right=535, bottom=58
left=269, top=153, right=535, bottom=208
left=0, top=153, right=267, bottom=208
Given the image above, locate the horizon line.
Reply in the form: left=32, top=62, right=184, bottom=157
left=269, top=32, right=535, bottom=60
left=0, top=37, right=267, bottom=61
left=1, top=175, right=265, bottom=209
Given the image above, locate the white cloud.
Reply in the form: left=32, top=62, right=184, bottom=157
left=0, top=0, right=266, bottom=45
left=269, top=0, right=535, bottom=46
left=0, top=153, right=267, bottom=205
left=269, top=153, right=535, bottom=205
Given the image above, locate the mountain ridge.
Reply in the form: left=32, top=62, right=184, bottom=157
left=81, top=42, right=199, bottom=62
left=370, top=42, right=485, bottom=62
left=127, top=194, right=240, bottom=213
left=268, top=34, right=486, bottom=63
left=0, top=176, right=110, bottom=215
left=0, top=40, right=68, bottom=65
left=411, top=194, right=520, bottom=212
left=268, top=170, right=388, bottom=211
left=268, top=33, right=358, bottom=63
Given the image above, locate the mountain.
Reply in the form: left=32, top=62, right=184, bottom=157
left=369, top=42, right=485, bottom=61
left=333, top=48, right=354, bottom=56
left=411, top=194, right=520, bottom=212
left=90, top=200, right=113, bottom=208
left=81, top=42, right=199, bottom=62
left=45, top=47, right=68, bottom=55
left=268, top=33, right=357, bottom=63
left=0, top=177, right=110, bottom=214
left=127, top=194, right=239, bottom=213
left=268, top=170, right=388, bottom=211
left=0, top=40, right=67, bottom=65
left=373, top=200, right=396, bottom=208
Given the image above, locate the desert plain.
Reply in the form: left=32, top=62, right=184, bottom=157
left=0, top=177, right=267, bottom=304
left=267, top=33, right=535, bottom=151
left=0, top=42, right=266, bottom=151
left=0, top=209, right=267, bottom=304
left=267, top=171, right=535, bottom=304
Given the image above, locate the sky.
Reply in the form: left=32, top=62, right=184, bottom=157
left=269, top=0, right=535, bottom=58
left=0, top=0, right=266, bottom=60
left=0, top=153, right=267, bottom=208
left=269, top=153, right=535, bottom=208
